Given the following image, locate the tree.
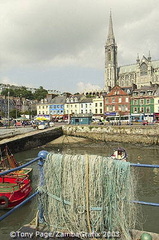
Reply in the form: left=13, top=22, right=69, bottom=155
left=1, top=88, right=15, bottom=97
left=34, top=86, right=48, bottom=101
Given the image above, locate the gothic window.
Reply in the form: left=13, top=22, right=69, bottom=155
left=140, top=63, right=148, bottom=76
left=108, top=49, right=111, bottom=61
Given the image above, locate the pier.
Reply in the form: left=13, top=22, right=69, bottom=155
left=0, top=126, right=63, bottom=152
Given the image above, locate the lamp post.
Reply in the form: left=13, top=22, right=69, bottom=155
left=7, top=87, right=10, bottom=127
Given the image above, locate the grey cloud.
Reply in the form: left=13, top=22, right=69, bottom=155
left=1, top=0, right=159, bottom=92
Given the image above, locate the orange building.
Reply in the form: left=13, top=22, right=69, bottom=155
left=104, top=85, right=131, bottom=117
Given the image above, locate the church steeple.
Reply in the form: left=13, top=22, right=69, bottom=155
left=104, top=11, right=118, bottom=92
left=106, top=11, right=115, bottom=45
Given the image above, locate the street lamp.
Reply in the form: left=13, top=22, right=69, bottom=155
left=7, top=87, right=10, bottom=127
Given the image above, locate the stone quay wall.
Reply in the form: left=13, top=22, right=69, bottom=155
left=62, top=125, right=159, bottom=145
left=0, top=127, right=63, bottom=153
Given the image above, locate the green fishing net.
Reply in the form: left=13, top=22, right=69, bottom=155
left=38, top=153, right=137, bottom=240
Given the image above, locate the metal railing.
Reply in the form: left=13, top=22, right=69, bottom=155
left=0, top=153, right=159, bottom=222
left=0, top=150, right=48, bottom=222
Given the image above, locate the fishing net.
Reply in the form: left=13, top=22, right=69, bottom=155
left=38, top=153, right=137, bottom=240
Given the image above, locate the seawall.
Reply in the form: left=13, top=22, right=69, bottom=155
left=0, top=127, right=63, bottom=153
left=62, top=125, right=159, bottom=145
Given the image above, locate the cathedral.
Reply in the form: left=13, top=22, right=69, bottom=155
left=104, top=12, right=159, bottom=92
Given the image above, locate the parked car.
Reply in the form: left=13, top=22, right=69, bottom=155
left=142, top=120, right=148, bottom=125
left=49, top=121, right=55, bottom=127
left=38, top=121, right=48, bottom=130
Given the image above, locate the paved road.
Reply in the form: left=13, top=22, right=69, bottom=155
left=0, top=126, right=35, bottom=139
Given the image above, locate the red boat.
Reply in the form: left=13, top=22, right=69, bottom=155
left=0, top=174, right=32, bottom=209
left=0, top=145, right=32, bottom=179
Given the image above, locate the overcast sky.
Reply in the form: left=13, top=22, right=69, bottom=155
left=0, top=0, right=159, bottom=93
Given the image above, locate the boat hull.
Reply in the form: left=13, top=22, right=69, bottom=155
left=0, top=175, right=32, bottom=209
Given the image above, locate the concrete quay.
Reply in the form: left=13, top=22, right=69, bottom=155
left=0, top=126, right=63, bottom=153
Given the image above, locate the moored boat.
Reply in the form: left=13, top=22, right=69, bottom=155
left=111, top=147, right=128, bottom=161
left=0, top=174, right=32, bottom=209
left=0, top=145, right=32, bottom=179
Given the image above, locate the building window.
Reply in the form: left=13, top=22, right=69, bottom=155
left=100, top=102, right=102, bottom=107
left=119, top=98, right=121, bottom=103
left=95, top=109, right=97, bottom=114
left=140, top=63, right=147, bottom=76
left=105, top=98, right=108, bottom=104
left=100, top=109, right=102, bottom=114
left=95, top=103, right=97, bottom=107
left=140, top=107, right=144, bottom=113
left=140, top=99, right=144, bottom=105
left=146, top=99, right=150, bottom=104
left=112, top=98, right=115, bottom=103
left=85, top=104, right=87, bottom=108
left=81, top=104, right=83, bottom=108
left=146, top=107, right=150, bottom=113
left=133, top=99, right=138, bottom=105
left=134, top=107, right=137, bottom=113
left=125, top=97, right=128, bottom=103
left=148, top=91, right=152, bottom=96
left=108, top=49, right=111, bottom=61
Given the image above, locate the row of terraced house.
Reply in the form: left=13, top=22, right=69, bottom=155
left=36, top=83, right=159, bottom=123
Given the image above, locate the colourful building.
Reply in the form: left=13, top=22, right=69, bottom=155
left=104, top=85, right=131, bottom=118
left=130, top=85, right=159, bottom=122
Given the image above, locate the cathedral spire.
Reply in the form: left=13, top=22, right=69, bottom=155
left=106, top=11, right=115, bottom=45
left=104, top=11, right=118, bottom=92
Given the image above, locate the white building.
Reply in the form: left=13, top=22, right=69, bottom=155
left=80, top=98, right=93, bottom=114
left=64, top=95, right=84, bottom=115
left=92, top=96, right=104, bottom=118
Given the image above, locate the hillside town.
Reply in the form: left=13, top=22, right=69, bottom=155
left=1, top=12, right=159, bottom=126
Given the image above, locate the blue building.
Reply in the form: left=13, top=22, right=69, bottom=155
left=49, top=96, right=66, bottom=120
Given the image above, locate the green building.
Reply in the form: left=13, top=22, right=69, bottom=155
left=130, top=85, right=159, bottom=122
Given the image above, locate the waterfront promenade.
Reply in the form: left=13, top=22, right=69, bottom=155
left=0, top=126, right=34, bottom=140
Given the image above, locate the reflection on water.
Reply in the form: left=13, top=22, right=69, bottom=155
left=1, top=138, right=159, bottom=239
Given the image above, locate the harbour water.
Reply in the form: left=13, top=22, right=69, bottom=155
left=0, top=136, right=159, bottom=239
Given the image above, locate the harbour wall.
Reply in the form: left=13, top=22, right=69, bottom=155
left=62, top=125, right=159, bottom=145
left=1, top=124, right=159, bottom=153
left=0, top=127, right=63, bottom=153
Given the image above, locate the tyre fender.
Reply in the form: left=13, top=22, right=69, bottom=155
left=0, top=196, right=9, bottom=209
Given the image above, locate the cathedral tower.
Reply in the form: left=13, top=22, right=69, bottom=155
left=104, top=12, right=118, bottom=92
